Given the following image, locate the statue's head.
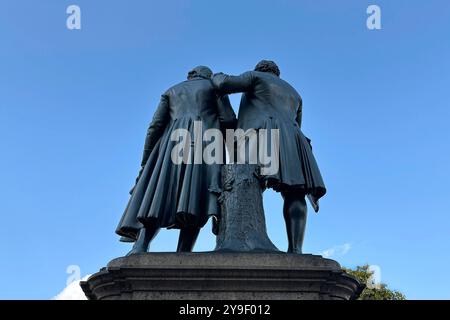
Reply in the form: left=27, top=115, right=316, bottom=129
left=187, top=66, right=213, bottom=80
left=254, top=60, right=280, bottom=77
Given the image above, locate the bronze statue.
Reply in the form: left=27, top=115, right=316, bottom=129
left=212, top=60, right=326, bottom=254
left=80, top=62, right=360, bottom=302
left=116, top=66, right=236, bottom=254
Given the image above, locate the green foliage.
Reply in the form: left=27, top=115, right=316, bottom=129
left=344, top=265, right=406, bottom=300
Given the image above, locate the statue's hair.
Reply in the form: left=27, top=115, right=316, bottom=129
left=254, top=60, right=280, bottom=77
left=187, top=66, right=213, bottom=80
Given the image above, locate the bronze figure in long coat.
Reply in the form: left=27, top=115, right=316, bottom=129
left=212, top=60, right=326, bottom=253
left=117, top=66, right=236, bottom=254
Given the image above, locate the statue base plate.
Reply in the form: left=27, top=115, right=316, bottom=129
left=80, top=253, right=363, bottom=300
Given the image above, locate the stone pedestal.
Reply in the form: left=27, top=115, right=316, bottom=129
left=80, top=253, right=363, bottom=300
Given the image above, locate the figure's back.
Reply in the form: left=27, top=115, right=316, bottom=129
left=238, top=71, right=302, bottom=130
left=166, top=79, right=218, bottom=121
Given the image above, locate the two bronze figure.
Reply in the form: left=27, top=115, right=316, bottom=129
left=116, top=60, right=326, bottom=255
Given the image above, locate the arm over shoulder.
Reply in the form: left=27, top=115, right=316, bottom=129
left=212, top=71, right=254, bottom=95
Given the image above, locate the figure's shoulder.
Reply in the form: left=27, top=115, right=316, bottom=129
left=233, top=70, right=257, bottom=81
left=165, top=80, right=191, bottom=94
left=167, top=80, right=187, bottom=92
left=280, top=78, right=301, bottom=99
left=252, top=71, right=286, bottom=85
left=166, top=79, right=213, bottom=96
left=162, top=82, right=180, bottom=97
left=250, top=70, right=266, bottom=79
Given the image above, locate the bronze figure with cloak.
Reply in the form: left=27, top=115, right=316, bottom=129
left=212, top=60, right=326, bottom=254
left=116, top=66, right=236, bottom=254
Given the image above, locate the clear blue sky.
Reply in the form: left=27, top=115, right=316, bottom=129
left=1, top=0, right=449, bottom=299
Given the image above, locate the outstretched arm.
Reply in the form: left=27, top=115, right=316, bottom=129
left=212, top=71, right=254, bottom=95
left=140, top=94, right=170, bottom=167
